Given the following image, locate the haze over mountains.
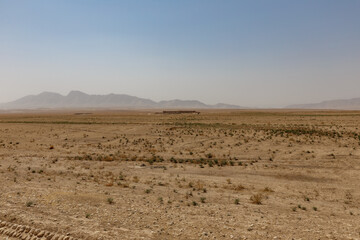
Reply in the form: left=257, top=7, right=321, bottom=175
left=0, top=91, right=245, bottom=110
left=2, top=91, right=360, bottom=110
left=286, top=98, right=360, bottom=110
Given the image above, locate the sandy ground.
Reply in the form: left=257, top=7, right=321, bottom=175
left=0, top=110, right=359, bottom=240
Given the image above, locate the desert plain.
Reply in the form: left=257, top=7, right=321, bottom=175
left=0, top=110, right=359, bottom=240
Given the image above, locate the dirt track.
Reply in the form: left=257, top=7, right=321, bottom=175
left=0, top=220, right=76, bottom=240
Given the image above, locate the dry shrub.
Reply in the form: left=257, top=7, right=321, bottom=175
left=222, top=184, right=245, bottom=191
left=133, top=176, right=139, bottom=183
left=250, top=193, right=263, bottom=205
left=263, top=187, right=274, bottom=192
left=103, top=155, right=114, bottom=162
left=195, top=180, right=204, bottom=191
left=233, top=184, right=245, bottom=191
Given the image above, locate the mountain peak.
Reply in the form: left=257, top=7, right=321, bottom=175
left=67, top=90, right=88, bottom=97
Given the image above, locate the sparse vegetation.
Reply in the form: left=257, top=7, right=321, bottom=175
left=1, top=110, right=359, bottom=239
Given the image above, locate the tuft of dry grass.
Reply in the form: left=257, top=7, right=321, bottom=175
left=250, top=193, right=263, bottom=205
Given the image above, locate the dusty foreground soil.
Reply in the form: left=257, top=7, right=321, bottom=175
left=0, top=110, right=359, bottom=240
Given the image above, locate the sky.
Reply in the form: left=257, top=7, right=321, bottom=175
left=1, top=0, right=360, bottom=107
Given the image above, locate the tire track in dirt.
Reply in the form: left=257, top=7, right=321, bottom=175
left=0, top=220, right=77, bottom=240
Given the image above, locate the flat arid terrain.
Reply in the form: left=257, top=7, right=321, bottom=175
left=0, top=110, right=359, bottom=240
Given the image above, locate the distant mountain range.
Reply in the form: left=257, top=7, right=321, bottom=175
left=286, top=97, right=360, bottom=110
left=0, top=91, right=246, bottom=110
left=3, top=91, right=360, bottom=110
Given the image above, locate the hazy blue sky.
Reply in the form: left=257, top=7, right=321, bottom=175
left=1, top=0, right=360, bottom=107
